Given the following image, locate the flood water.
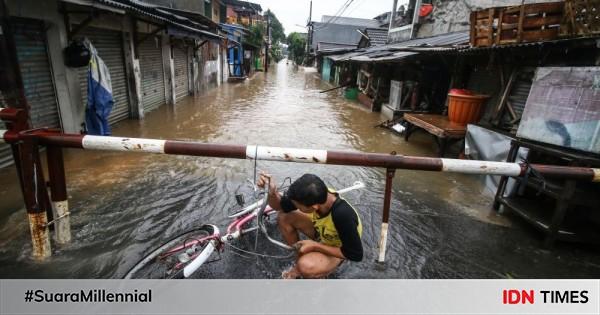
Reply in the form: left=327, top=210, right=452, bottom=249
left=1, top=61, right=599, bottom=278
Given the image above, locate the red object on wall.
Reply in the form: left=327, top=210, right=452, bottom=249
left=420, top=4, right=434, bottom=17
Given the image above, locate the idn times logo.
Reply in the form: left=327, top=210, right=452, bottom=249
left=502, top=290, right=589, bottom=305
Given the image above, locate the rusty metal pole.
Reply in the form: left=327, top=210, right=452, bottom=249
left=378, top=168, right=396, bottom=263
left=20, top=135, right=51, bottom=259
left=47, top=146, right=71, bottom=244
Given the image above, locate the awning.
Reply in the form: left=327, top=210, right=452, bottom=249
left=458, top=35, right=600, bottom=53
left=331, top=31, right=470, bottom=63
left=61, top=0, right=222, bottom=40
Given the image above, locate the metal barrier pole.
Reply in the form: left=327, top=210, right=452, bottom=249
left=3, top=126, right=600, bottom=262
left=378, top=168, right=396, bottom=263
left=20, top=135, right=51, bottom=259
left=47, top=146, right=71, bottom=244
left=17, top=132, right=598, bottom=182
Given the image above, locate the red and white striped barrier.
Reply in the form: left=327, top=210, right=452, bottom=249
left=2, top=126, right=600, bottom=262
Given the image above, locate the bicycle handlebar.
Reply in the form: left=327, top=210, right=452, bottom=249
left=257, top=179, right=296, bottom=251
left=255, top=180, right=367, bottom=252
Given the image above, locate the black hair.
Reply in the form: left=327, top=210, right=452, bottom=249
left=286, top=174, right=328, bottom=207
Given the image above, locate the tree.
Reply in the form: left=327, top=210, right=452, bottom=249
left=286, top=32, right=306, bottom=65
left=270, top=43, right=284, bottom=63
left=265, top=9, right=285, bottom=45
left=246, top=24, right=265, bottom=48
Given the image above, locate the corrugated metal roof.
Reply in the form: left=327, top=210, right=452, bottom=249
left=311, top=22, right=363, bottom=52
left=458, top=35, right=600, bottom=53
left=318, top=41, right=357, bottom=52
left=320, top=16, right=380, bottom=28
left=72, top=0, right=223, bottom=39
left=330, top=31, right=469, bottom=63
left=364, top=28, right=388, bottom=46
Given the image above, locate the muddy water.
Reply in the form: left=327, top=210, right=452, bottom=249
left=1, top=61, right=599, bottom=278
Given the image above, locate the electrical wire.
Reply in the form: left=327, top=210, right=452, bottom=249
left=313, top=0, right=355, bottom=31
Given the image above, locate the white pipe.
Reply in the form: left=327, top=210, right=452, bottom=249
left=441, top=159, right=522, bottom=176
left=52, top=200, right=71, bottom=244
left=82, top=135, right=166, bottom=153
left=377, top=222, right=389, bottom=263
left=0, top=130, right=6, bottom=143
left=246, top=145, right=327, bottom=164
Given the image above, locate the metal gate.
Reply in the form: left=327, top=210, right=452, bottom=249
left=139, top=36, right=165, bottom=113
left=1, top=18, right=60, bottom=168
left=173, top=45, right=190, bottom=102
left=77, top=27, right=130, bottom=125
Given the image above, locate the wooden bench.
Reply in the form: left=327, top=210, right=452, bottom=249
left=403, top=113, right=467, bottom=157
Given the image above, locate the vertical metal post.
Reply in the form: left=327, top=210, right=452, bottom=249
left=20, top=136, right=51, bottom=259
left=265, top=13, right=270, bottom=73
left=47, top=145, right=71, bottom=244
left=378, top=168, right=396, bottom=263
left=388, top=0, right=398, bottom=33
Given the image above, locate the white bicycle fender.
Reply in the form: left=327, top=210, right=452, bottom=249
left=183, top=240, right=217, bottom=278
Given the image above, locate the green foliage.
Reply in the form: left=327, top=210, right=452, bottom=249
left=246, top=24, right=265, bottom=48
left=270, top=43, right=284, bottom=63
left=265, top=9, right=285, bottom=44
left=286, top=32, right=306, bottom=65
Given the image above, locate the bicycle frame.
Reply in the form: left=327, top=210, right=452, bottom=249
left=172, top=181, right=366, bottom=278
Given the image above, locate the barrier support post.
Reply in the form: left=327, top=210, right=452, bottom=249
left=47, top=145, right=70, bottom=244
left=378, top=168, right=395, bottom=263
left=20, top=135, right=51, bottom=259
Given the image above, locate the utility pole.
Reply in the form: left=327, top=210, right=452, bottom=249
left=388, top=0, right=398, bottom=33
left=306, top=0, right=312, bottom=57
left=265, top=13, right=270, bottom=73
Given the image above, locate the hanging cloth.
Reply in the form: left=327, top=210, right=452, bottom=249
left=84, top=40, right=114, bottom=135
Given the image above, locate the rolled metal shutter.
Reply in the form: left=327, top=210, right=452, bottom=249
left=139, top=36, right=165, bottom=113
left=77, top=27, right=130, bottom=125
left=1, top=18, right=60, bottom=168
left=173, top=46, right=189, bottom=102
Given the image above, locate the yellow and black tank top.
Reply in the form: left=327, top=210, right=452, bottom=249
left=281, top=190, right=363, bottom=261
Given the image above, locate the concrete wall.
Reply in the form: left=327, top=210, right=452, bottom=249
left=416, top=0, right=560, bottom=38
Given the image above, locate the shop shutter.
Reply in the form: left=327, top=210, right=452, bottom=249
left=139, top=36, right=165, bottom=113
left=77, top=27, right=130, bottom=125
left=173, top=46, right=190, bottom=102
left=1, top=18, right=60, bottom=168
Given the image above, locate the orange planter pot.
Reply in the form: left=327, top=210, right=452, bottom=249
left=447, top=93, right=489, bottom=125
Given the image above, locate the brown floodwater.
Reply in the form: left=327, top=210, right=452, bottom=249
left=1, top=60, right=599, bottom=278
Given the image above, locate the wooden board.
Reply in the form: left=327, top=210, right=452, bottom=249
left=560, top=0, right=600, bottom=37
left=470, top=1, right=565, bottom=47
left=403, top=114, right=467, bottom=138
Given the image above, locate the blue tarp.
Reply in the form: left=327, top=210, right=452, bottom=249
left=85, top=41, right=114, bottom=136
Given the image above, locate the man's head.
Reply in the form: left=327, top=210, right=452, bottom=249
left=285, top=174, right=328, bottom=213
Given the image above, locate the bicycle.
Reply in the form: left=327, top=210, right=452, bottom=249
left=124, top=180, right=366, bottom=279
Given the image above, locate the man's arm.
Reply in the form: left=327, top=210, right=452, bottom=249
left=266, top=188, right=284, bottom=211
left=257, top=173, right=294, bottom=212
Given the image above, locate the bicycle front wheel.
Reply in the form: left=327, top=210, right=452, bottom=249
left=124, top=225, right=219, bottom=279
